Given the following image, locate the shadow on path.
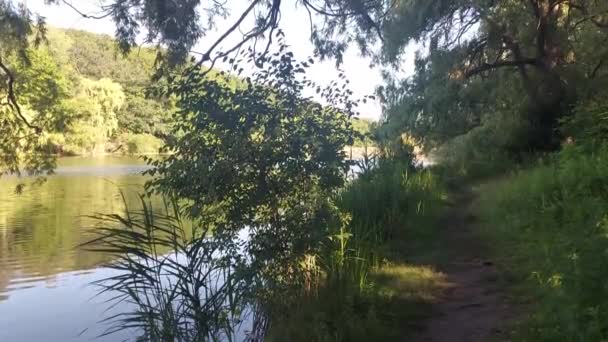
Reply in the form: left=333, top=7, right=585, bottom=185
left=414, top=187, right=513, bottom=342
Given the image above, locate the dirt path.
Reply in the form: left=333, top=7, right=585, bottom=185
left=415, top=187, right=512, bottom=342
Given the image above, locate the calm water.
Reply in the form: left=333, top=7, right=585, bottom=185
left=0, top=156, right=156, bottom=342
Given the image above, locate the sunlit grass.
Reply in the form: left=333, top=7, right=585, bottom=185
left=371, top=263, right=448, bottom=301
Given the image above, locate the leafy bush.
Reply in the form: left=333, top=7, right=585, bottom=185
left=435, top=110, right=530, bottom=180
left=93, top=38, right=362, bottom=342
left=478, top=144, right=608, bottom=341
left=561, top=97, right=608, bottom=149
left=123, top=133, right=164, bottom=154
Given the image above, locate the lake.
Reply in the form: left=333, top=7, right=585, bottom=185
left=0, top=156, right=156, bottom=342
left=0, top=156, right=357, bottom=341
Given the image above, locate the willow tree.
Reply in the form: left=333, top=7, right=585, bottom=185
left=377, top=0, right=608, bottom=150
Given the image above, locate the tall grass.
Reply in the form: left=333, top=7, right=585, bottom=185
left=266, top=158, right=446, bottom=341
left=477, top=144, right=608, bottom=341
left=86, top=195, right=257, bottom=341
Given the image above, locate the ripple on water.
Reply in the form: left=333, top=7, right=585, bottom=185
left=0, top=156, right=157, bottom=342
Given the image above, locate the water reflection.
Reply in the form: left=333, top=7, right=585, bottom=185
left=0, top=156, right=159, bottom=341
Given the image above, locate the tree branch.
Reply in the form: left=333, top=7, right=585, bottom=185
left=590, top=59, right=604, bottom=78
left=194, top=0, right=263, bottom=67
left=59, top=0, right=114, bottom=20
left=0, top=57, right=41, bottom=133
left=465, top=58, right=538, bottom=78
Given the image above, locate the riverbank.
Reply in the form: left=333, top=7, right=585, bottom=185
left=49, top=145, right=376, bottom=159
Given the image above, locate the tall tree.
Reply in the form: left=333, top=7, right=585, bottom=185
left=378, top=0, right=608, bottom=150
left=0, top=0, right=53, bottom=179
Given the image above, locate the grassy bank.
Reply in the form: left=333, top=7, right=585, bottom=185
left=476, top=144, right=608, bottom=341
left=268, top=159, right=449, bottom=341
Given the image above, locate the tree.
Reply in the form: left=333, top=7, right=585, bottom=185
left=0, top=0, right=54, bottom=179
left=59, top=77, right=125, bottom=154
left=2, top=0, right=382, bottom=179
left=377, top=0, right=608, bottom=150
left=90, top=36, right=362, bottom=340
left=116, top=88, right=172, bottom=137
left=148, top=38, right=357, bottom=250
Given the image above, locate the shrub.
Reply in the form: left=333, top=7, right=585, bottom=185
left=561, top=97, right=608, bottom=149
left=435, top=110, right=530, bottom=180
left=123, top=133, right=164, bottom=154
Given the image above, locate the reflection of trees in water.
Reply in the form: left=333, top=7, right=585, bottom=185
left=0, top=262, right=8, bottom=303
left=0, top=168, right=167, bottom=291
left=0, top=222, right=13, bottom=301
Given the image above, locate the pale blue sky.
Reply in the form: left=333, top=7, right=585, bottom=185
left=25, top=0, right=418, bottom=120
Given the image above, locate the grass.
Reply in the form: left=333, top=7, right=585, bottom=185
left=85, top=196, right=249, bottom=341
left=266, top=158, right=450, bottom=341
left=475, top=144, right=608, bottom=341
left=89, top=156, right=453, bottom=341
left=371, top=264, right=447, bottom=302
left=267, top=263, right=447, bottom=342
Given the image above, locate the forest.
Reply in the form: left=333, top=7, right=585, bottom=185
left=2, top=0, right=608, bottom=341
left=1, top=27, right=170, bottom=159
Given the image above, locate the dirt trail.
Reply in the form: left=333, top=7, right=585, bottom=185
left=415, top=188, right=512, bottom=342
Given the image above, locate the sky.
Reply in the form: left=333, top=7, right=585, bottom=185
left=24, top=0, right=418, bottom=120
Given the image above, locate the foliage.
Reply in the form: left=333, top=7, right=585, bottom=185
left=44, top=28, right=173, bottom=154
left=561, top=94, right=608, bottom=149
left=11, top=48, right=69, bottom=114
left=477, top=144, right=608, bottom=341
left=376, top=0, right=608, bottom=164
left=0, top=0, right=56, bottom=178
left=267, top=156, right=446, bottom=341
left=121, top=133, right=164, bottom=155
left=56, top=77, right=125, bottom=154
left=147, top=35, right=361, bottom=305
left=57, top=28, right=158, bottom=86
left=432, top=109, right=530, bottom=180
left=117, top=88, right=173, bottom=137
left=90, top=148, right=447, bottom=341
left=350, top=117, right=376, bottom=147
left=87, top=196, right=250, bottom=341
left=1, top=25, right=176, bottom=173
left=89, top=35, right=369, bottom=341
left=43, top=0, right=389, bottom=66
left=5, top=0, right=388, bottom=178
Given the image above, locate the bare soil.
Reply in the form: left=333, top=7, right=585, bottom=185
left=414, top=188, right=513, bottom=342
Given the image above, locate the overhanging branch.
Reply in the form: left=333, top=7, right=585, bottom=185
left=59, top=0, right=114, bottom=19
left=0, top=57, right=41, bottom=133
left=465, top=58, right=538, bottom=78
